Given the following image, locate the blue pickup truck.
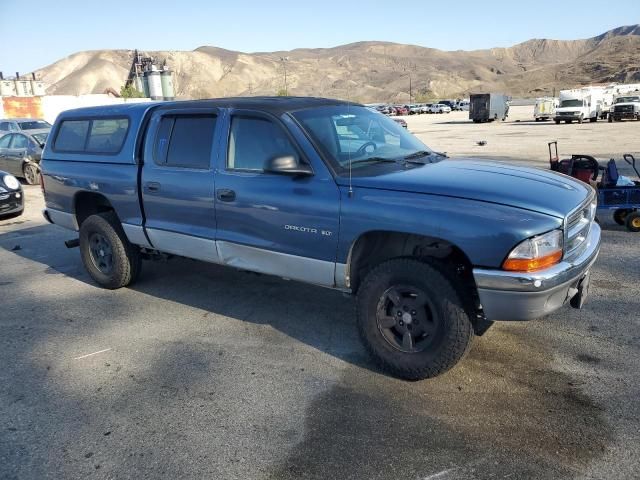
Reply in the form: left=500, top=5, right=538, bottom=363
left=40, top=97, right=600, bottom=379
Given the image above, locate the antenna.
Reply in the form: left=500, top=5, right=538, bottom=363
left=347, top=89, right=353, bottom=198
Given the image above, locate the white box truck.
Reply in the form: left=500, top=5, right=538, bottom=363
left=534, top=97, right=559, bottom=121
left=554, top=87, right=604, bottom=124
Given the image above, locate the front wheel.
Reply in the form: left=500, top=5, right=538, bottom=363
left=79, top=212, right=142, bottom=289
left=356, top=258, right=474, bottom=380
left=22, top=162, right=40, bottom=185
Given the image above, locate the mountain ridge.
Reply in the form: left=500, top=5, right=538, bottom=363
left=34, top=25, right=640, bottom=102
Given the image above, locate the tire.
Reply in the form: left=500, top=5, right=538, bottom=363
left=22, top=162, right=40, bottom=185
left=356, top=258, right=474, bottom=380
left=590, top=117, right=597, bottom=123
left=608, top=115, right=613, bottom=123
left=625, top=212, right=640, bottom=232
left=613, top=209, right=631, bottom=226
left=79, top=212, right=142, bottom=289
left=555, top=119, right=561, bottom=124
left=578, top=115, right=584, bottom=124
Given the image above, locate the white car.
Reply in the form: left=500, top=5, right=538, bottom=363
left=429, top=104, right=452, bottom=114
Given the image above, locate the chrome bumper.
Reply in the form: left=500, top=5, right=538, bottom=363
left=473, top=222, right=601, bottom=321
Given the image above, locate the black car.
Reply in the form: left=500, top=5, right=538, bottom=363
left=0, top=129, right=48, bottom=184
left=0, top=170, right=24, bottom=219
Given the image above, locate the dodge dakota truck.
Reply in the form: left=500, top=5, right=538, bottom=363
left=40, top=97, right=601, bottom=380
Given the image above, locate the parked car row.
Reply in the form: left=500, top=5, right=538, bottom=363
left=0, top=117, right=50, bottom=185
left=371, top=103, right=452, bottom=116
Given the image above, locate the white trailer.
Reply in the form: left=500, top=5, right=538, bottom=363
left=533, top=97, right=559, bottom=121
left=554, top=87, right=604, bottom=124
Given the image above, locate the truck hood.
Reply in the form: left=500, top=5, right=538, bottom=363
left=338, top=159, right=592, bottom=218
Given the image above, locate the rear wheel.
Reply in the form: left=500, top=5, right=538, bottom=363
left=626, top=212, right=640, bottom=232
left=613, top=209, right=631, bottom=226
left=22, top=163, right=40, bottom=185
left=356, top=258, right=474, bottom=380
left=79, top=212, right=142, bottom=288
left=555, top=119, right=561, bottom=124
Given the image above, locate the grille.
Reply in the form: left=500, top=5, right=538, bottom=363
left=614, top=105, right=634, bottom=113
left=565, top=194, right=596, bottom=259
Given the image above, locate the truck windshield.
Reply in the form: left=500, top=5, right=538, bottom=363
left=560, top=100, right=584, bottom=108
left=615, top=96, right=640, bottom=103
left=292, top=105, right=430, bottom=172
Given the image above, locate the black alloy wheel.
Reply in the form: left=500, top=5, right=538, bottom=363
left=88, top=232, right=114, bottom=274
left=376, top=285, right=440, bottom=353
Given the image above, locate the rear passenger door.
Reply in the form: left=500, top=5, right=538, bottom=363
left=4, top=133, right=29, bottom=176
left=141, top=107, right=221, bottom=263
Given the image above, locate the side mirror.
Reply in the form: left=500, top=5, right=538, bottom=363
left=265, top=155, right=313, bottom=177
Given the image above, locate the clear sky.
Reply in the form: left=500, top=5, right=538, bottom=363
left=0, top=0, right=638, bottom=74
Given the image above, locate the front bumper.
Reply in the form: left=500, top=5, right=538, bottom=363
left=472, top=222, right=601, bottom=321
left=0, top=190, right=24, bottom=217
left=554, top=114, right=581, bottom=121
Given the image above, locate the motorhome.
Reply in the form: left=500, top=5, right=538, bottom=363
left=533, top=97, right=559, bottom=121
left=554, top=87, right=604, bottom=124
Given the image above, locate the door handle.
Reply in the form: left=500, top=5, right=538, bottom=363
left=216, top=188, right=236, bottom=202
left=145, top=182, right=161, bottom=193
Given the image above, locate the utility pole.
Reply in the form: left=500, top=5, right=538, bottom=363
left=280, top=56, right=289, bottom=95
left=409, top=75, right=412, bottom=105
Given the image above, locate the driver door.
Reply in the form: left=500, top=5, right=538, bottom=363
left=213, top=110, right=341, bottom=287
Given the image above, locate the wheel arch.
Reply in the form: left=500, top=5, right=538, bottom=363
left=346, top=230, right=474, bottom=290
left=74, top=191, right=117, bottom=227
left=346, top=230, right=488, bottom=334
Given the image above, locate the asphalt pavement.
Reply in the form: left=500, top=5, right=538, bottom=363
left=1, top=184, right=638, bottom=480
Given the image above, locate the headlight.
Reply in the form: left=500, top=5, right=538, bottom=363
left=3, top=174, right=20, bottom=190
left=502, top=229, right=563, bottom=272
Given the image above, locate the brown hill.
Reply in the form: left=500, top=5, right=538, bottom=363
left=34, top=25, right=640, bottom=102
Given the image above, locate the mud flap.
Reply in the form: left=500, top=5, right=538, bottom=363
left=570, top=271, right=591, bottom=309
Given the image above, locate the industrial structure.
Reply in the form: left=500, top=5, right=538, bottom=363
left=126, top=50, right=175, bottom=100
left=0, top=72, right=47, bottom=97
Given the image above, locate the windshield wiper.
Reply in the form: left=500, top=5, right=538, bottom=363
left=403, top=150, right=448, bottom=165
left=403, top=150, right=432, bottom=160
left=348, top=157, right=398, bottom=167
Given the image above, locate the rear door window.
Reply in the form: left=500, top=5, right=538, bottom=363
left=155, top=115, right=216, bottom=169
left=11, top=134, right=28, bottom=149
left=54, top=120, right=90, bottom=152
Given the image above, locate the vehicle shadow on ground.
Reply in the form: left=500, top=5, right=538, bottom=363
left=0, top=223, right=371, bottom=372
left=0, top=222, right=625, bottom=479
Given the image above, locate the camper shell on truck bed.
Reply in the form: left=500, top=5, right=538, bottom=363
left=41, top=97, right=600, bottom=380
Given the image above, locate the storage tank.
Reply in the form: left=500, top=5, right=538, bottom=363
left=15, top=79, right=33, bottom=97
left=161, top=70, right=175, bottom=100
left=145, top=68, right=163, bottom=100
left=0, top=80, right=17, bottom=96
left=133, top=75, right=145, bottom=96
left=30, top=80, right=46, bottom=96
